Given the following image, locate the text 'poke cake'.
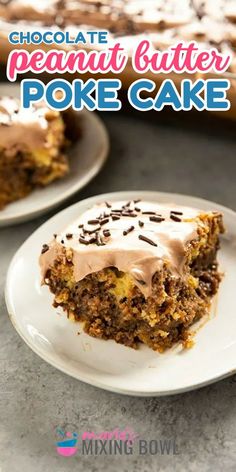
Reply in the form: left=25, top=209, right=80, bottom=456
left=40, top=200, right=224, bottom=352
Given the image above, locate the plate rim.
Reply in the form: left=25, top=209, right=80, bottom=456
left=5, top=190, right=236, bottom=396
left=0, top=83, right=109, bottom=226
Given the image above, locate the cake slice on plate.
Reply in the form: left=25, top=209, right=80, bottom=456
left=40, top=200, right=224, bottom=352
left=0, top=97, right=70, bottom=209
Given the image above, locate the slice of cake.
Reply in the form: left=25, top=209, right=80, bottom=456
left=0, top=97, right=70, bottom=209
left=40, top=200, right=224, bottom=352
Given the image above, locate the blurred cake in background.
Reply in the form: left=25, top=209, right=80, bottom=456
left=0, top=97, right=70, bottom=209
left=0, top=1, right=235, bottom=72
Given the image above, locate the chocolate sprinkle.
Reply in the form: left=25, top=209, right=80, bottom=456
left=66, top=200, right=186, bottom=250
left=83, top=227, right=100, bottom=235
left=88, top=237, right=97, bottom=244
left=122, top=212, right=137, bottom=217
left=170, top=214, right=182, bottom=222
left=41, top=244, right=49, bottom=254
left=122, top=201, right=131, bottom=208
left=100, top=218, right=109, bottom=226
left=79, top=237, right=89, bottom=245
left=142, top=211, right=156, bottom=215
left=149, top=216, right=164, bottom=223
left=170, top=210, right=183, bottom=216
left=138, top=235, right=157, bottom=247
left=123, top=226, right=134, bottom=236
left=87, top=219, right=100, bottom=225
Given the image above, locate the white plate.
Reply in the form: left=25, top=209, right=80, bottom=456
left=0, top=84, right=109, bottom=226
left=5, top=191, right=236, bottom=396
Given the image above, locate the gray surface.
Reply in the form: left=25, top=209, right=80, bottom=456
left=1, top=109, right=236, bottom=472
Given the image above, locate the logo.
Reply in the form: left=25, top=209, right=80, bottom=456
left=55, top=427, right=180, bottom=457
left=55, top=428, right=78, bottom=457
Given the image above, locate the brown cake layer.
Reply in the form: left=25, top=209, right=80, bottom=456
left=0, top=152, right=68, bottom=210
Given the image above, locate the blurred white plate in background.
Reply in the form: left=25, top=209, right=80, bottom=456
left=0, top=83, right=109, bottom=226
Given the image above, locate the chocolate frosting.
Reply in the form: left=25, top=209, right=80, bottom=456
left=40, top=200, right=204, bottom=297
left=0, top=96, right=58, bottom=157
